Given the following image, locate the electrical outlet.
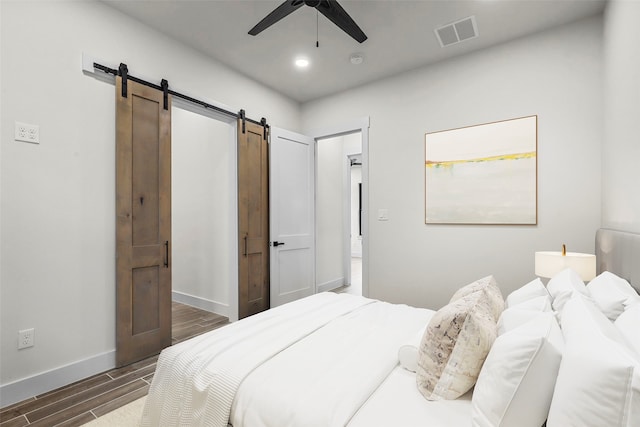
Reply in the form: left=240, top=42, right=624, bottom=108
left=15, top=121, right=39, bottom=144
left=18, top=328, right=35, bottom=350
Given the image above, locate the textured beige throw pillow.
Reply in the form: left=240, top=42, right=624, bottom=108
left=450, top=275, right=505, bottom=321
left=416, top=293, right=497, bottom=401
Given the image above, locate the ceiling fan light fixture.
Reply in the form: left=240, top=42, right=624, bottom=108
left=295, top=57, right=310, bottom=68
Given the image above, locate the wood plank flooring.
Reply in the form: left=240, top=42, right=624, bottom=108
left=0, top=302, right=229, bottom=427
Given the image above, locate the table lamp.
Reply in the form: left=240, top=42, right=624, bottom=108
left=535, top=244, right=596, bottom=282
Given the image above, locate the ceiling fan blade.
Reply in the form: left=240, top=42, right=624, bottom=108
left=317, top=0, right=367, bottom=43
left=248, top=0, right=305, bottom=36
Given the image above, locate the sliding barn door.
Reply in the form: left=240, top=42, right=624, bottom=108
left=116, top=77, right=172, bottom=367
left=238, top=120, right=270, bottom=319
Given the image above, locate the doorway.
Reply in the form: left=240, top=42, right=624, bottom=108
left=172, top=105, right=270, bottom=321
left=171, top=108, right=236, bottom=318
left=315, top=131, right=363, bottom=296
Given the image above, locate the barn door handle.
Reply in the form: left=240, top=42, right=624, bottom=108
left=244, top=234, right=248, bottom=257
left=273, top=241, right=285, bottom=247
left=164, top=241, right=169, bottom=268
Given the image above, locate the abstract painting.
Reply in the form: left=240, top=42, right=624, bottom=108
left=425, top=115, right=537, bottom=224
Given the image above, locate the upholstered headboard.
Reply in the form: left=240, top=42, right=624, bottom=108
left=595, top=228, right=640, bottom=293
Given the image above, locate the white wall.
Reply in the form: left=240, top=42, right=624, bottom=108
left=172, top=109, right=233, bottom=314
left=602, top=0, right=640, bottom=233
left=302, top=17, right=603, bottom=310
left=0, top=0, right=300, bottom=404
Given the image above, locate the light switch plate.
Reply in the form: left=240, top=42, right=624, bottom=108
left=15, top=121, right=40, bottom=144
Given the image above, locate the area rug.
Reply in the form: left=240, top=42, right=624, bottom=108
left=82, top=396, right=145, bottom=426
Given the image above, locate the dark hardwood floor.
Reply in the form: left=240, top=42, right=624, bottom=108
left=0, top=302, right=229, bottom=427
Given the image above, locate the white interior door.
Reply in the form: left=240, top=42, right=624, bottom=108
left=270, top=127, right=315, bottom=307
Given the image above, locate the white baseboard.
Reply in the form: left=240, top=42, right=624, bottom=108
left=0, top=350, right=116, bottom=409
left=317, top=277, right=345, bottom=293
left=172, top=291, right=229, bottom=317
left=1, top=294, right=228, bottom=408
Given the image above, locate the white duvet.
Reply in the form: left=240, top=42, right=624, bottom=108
left=230, top=297, right=431, bottom=426
left=141, top=292, right=432, bottom=427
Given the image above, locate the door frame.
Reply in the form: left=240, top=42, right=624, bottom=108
left=309, top=117, right=370, bottom=297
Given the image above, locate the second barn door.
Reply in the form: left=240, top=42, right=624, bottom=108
left=237, top=119, right=270, bottom=319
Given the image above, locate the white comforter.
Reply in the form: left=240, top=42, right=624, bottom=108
left=230, top=298, right=431, bottom=427
left=142, top=292, right=431, bottom=427
left=141, top=292, right=375, bottom=426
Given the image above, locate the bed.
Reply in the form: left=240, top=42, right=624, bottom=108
left=141, top=229, right=640, bottom=427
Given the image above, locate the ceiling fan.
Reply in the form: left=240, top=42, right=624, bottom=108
left=248, top=0, right=367, bottom=43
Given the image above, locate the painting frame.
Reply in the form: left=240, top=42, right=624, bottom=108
left=425, top=115, right=538, bottom=225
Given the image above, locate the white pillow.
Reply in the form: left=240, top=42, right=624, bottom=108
left=417, top=292, right=497, bottom=401
left=588, top=271, right=639, bottom=320
left=547, top=296, right=640, bottom=427
left=398, top=325, right=427, bottom=373
left=472, top=312, right=564, bottom=427
left=509, top=294, right=552, bottom=312
left=498, top=309, right=539, bottom=335
left=615, top=303, right=640, bottom=358
left=627, top=294, right=640, bottom=309
left=505, top=278, right=548, bottom=307
left=497, top=296, right=553, bottom=335
left=546, top=268, right=589, bottom=313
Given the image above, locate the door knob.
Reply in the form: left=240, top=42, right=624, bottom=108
left=273, top=241, right=285, bottom=247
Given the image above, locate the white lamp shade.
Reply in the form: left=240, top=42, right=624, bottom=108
left=535, top=251, right=596, bottom=281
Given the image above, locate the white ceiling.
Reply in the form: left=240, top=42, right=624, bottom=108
left=102, top=0, right=606, bottom=103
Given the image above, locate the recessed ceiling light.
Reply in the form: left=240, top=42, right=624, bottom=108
left=295, top=58, right=310, bottom=68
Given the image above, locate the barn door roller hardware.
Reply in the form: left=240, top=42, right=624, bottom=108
left=161, top=79, right=169, bottom=110
left=117, top=62, right=170, bottom=110
left=239, top=109, right=246, bottom=134
left=118, top=63, right=128, bottom=98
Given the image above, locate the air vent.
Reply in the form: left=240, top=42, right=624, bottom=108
left=435, top=16, right=478, bottom=48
